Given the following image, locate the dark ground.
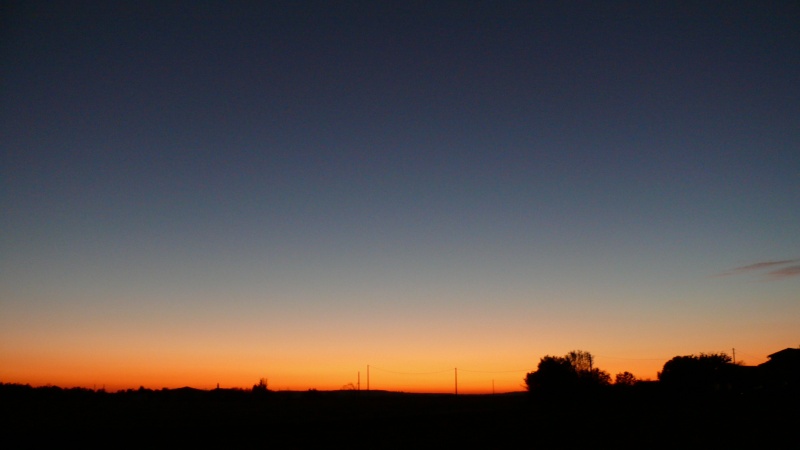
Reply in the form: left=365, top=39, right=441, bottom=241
left=2, top=384, right=797, bottom=448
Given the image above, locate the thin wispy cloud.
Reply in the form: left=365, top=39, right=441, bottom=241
left=715, top=259, right=800, bottom=279
left=766, top=265, right=800, bottom=280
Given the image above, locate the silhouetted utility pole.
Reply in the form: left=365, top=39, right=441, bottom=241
left=732, top=348, right=736, bottom=364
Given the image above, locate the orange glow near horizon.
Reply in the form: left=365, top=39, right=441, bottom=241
left=0, top=347, right=775, bottom=393
left=1, top=283, right=791, bottom=393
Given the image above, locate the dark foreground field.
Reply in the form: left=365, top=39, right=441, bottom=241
left=2, top=385, right=797, bottom=447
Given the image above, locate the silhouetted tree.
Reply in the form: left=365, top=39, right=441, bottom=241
left=579, top=368, right=611, bottom=387
left=525, top=350, right=609, bottom=393
left=252, top=378, right=269, bottom=393
left=566, top=350, right=594, bottom=373
left=614, top=371, right=637, bottom=386
left=658, top=352, right=734, bottom=391
left=525, top=355, right=577, bottom=392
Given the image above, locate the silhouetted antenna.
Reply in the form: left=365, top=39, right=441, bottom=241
left=732, top=348, right=736, bottom=364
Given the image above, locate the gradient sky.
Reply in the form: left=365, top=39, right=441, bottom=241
left=2, top=1, right=798, bottom=393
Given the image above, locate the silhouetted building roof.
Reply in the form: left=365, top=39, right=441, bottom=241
left=757, top=347, right=800, bottom=390
left=765, top=347, right=800, bottom=363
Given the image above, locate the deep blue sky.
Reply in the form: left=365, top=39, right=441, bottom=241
left=2, top=1, right=798, bottom=391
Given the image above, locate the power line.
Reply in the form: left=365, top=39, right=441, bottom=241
left=458, top=368, right=529, bottom=374
left=368, top=366, right=454, bottom=376
left=370, top=366, right=530, bottom=375
left=594, top=354, right=671, bottom=361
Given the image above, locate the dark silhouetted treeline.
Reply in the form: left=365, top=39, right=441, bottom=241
left=3, top=347, right=798, bottom=446
left=525, top=347, right=800, bottom=396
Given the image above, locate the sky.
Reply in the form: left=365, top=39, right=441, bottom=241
left=1, top=1, right=798, bottom=393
